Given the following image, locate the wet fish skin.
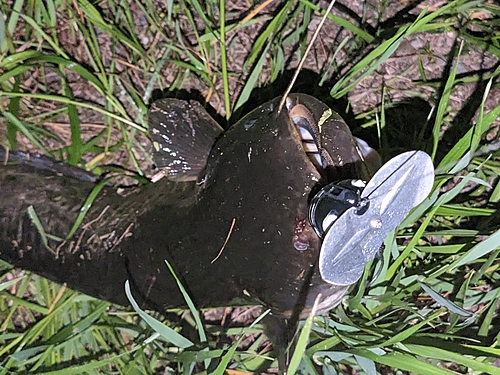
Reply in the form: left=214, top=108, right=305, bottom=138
left=0, top=93, right=367, bottom=318
left=149, top=98, right=224, bottom=181
left=0, top=152, right=194, bottom=307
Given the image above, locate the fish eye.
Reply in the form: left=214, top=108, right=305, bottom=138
left=308, top=179, right=366, bottom=238
left=294, top=241, right=309, bottom=251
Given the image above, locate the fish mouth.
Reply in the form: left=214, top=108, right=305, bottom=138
left=283, top=94, right=381, bottom=190
left=285, top=96, right=328, bottom=174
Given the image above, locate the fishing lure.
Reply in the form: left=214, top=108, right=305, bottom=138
left=309, top=151, right=435, bottom=286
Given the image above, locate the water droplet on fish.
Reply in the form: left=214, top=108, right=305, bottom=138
left=244, top=119, right=256, bottom=130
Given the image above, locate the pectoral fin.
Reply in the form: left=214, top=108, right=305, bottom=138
left=148, top=98, right=224, bottom=181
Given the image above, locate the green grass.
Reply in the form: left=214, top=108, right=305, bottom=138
left=1, top=0, right=500, bottom=374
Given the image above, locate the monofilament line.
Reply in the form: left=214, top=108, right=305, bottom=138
left=278, top=0, right=337, bottom=114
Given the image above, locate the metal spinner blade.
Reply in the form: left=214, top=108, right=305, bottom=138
left=318, top=150, right=435, bottom=286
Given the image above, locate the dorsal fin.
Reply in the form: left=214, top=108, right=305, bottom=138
left=148, top=98, right=224, bottom=181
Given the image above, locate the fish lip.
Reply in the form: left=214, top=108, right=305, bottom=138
left=281, top=94, right=328, bottom=179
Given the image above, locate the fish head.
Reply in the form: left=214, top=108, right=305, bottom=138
left=146, top=94, right=432, bottom=320
left=191, top=93, right=371, bottom=318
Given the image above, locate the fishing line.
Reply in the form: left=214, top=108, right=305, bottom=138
left=362, top=150, right=420, bottom=202
left=277, top=0, right=337, bottom=114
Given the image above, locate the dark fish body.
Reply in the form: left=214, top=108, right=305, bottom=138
left=0, top=94, right=369, bottom=318
left=0, top=154, right=194, bottom=307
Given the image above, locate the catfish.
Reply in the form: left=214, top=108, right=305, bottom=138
left=0, top=93, right=376, bottom=321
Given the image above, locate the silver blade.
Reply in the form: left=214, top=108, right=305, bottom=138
left=319, top=150, right=435, bottom=286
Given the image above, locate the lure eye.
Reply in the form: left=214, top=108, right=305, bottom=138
left=308, top=179, right=367, bottom=238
